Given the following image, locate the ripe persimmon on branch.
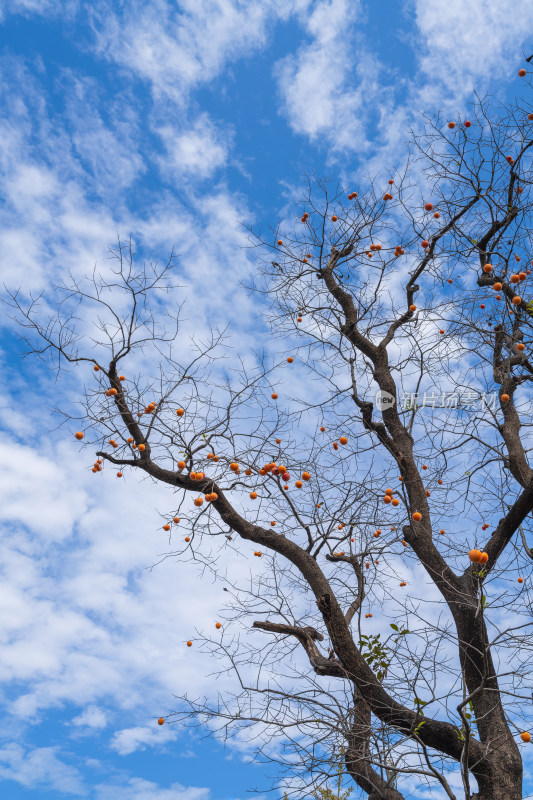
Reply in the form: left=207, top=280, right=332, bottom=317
left=6, top=93, right=533, bottom=800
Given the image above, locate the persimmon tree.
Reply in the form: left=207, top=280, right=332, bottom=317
left=7, top=94, right=533, bottom=800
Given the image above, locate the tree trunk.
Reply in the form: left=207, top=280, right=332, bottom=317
left=472, top=750, right=523, bottom=800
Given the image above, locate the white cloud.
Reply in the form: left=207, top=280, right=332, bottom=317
left=94, top=777, right=211, bottom=800
left=0, top=442, right=88, bottom=543
left=0, top=56, right=147, bottom=292
left=412, top=0, right=533, bottom=108
left=89, top=0, right=309, bottom=104
left=274, top=0, right=533, bottom=173
left=71, top=705, right=108, bottom=729
left=273, top=0, right=391, bottom=155
left=156, top=113, right=231, bottom=181
left=0, top=421, right=249, bottom=727
left=0, top=743, right=86, bottom=796
left=0, top=0, right=79, bottom=22
left=59, top=70, right=147, bottom=196
left=0, top=743, right=212, bottom=800
left=110, top=724, right=178, bottom=756
left=0, top=54, right=261, bottom=344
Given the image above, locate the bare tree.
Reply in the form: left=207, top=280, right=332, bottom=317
left=6, top=94, right=533, bottom=800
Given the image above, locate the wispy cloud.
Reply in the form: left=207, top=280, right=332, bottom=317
left=94, top=777, right=211, bottom=800
left=71, top=705, right=108, bottom=730
left=273, top=0, right=388, bottom=155
left=155, top=113, right=232, bottom=181
left=412, top=0, right=533, bottom=108
left=0, top=0, right=79, bottom=22
left=89, top=0, right=307, bottom=104
left=110, top=725, right=178, bottom=755
left=0, top=744, right=86, bottom=796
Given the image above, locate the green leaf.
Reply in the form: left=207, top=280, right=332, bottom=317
left=390, top=623, right=399, bottom=631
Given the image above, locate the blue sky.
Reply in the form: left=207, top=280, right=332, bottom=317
left=1, top=1, right=533, bottom=799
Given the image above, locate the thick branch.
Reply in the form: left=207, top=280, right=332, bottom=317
left=479, top=480, right=533, bottom=573
left=252, top=621, right=347, bottom=678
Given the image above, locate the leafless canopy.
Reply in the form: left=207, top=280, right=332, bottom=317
left=6, top=95, right=533, bottom=800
